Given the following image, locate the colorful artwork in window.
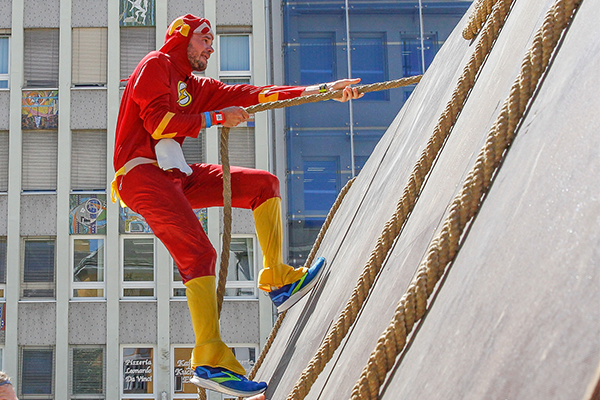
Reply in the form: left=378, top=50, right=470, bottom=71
left=22, top=90, right=58, bottom=130
left=120, top=0, right=155, bottom=26
left=70, top=194, right=107, bottom=234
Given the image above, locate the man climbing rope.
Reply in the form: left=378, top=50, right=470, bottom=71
left=112, top=14, right=362, bottom=398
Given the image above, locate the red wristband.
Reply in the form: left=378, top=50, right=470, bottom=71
left=212, top=111, right=225, bottom=126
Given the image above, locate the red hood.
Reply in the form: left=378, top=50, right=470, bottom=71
left=159, top=14, right=214, bottom=76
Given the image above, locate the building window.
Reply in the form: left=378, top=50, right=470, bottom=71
left=20, top=347, right=54, bottom=399
left=351, top=32, right=388, bottom=101
left=0, top=236, right=5, bottom=299
left=120, top=27, right=155, bottom=85
left=72, top=28, right=108, bottom=87
left=121, top=347, right=154, bottom=398
left=181, top=132, right=206, bottom=165
left=172, top=346, right=194, bottom=398
left=71, top=130, right=107, bottom=191
left=72, top=237, right=105, bottom=299
left=171, top=345, right=257, bottom=399
left=22, top=130, right=58, bottom=191
left=225, top=236, right=257, bottom=298
left=0, top=36, right=9, bottom=88
left=172, top=262, right=185, bottom=298
left=303, top=157, right=339, bottom=216
left=400, top=32, right=437, bottom=77
left=24, top=29, right=59, bottom=88
left=70, top=346, right=105, bottom=400
left=222, top=127, right=255, bottom=169
left=21, top=238, right=55, bottom=299
left=218, top=127, right=255, bottom=169
left=0, top=131, right=8, bottom=192
left=122, top=237, right=155, bottom=298
left=218, top=34, right=251, bottom=84
left=299, top=32, right=335, bottom=86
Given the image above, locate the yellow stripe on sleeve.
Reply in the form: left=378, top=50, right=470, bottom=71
left=151, top=112, right=177, bottom=139
left=258, top=88, right=280, bottom=103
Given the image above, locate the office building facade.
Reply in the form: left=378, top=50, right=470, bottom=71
left=0, top=0, right=470, bottom=398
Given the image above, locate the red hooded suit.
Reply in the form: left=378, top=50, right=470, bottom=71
left=112, top=15, right=307, bottom=374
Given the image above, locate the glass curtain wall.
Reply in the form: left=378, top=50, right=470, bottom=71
left=283, top=0, right=472, bottom=265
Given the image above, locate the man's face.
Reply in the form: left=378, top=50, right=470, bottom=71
left=0, top=384, right=18, bottom=400
left=187, top=33, right=214, bottom=72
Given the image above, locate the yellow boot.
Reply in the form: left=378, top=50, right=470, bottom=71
left=253, top=197, right=307, bottom=292
left=185, top=276, right=246, bottom=375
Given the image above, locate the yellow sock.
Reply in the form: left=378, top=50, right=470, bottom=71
left=253, top=197, right=307, bottom=292
left=185, top=276, right=246, bottom=375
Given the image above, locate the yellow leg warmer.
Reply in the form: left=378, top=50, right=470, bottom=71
left=254, top=197, right=307, bottom=292
left=186, top=276, right=246, bottom=375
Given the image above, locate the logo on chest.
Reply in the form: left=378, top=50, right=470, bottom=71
left=177, top=81, right=192, bottom=107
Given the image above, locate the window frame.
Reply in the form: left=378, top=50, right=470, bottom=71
left=217, top=33, right=252, bottom=84
left=23, top=28, right=60, bottom=89
left=120, top=235, right=156, bottom=300
left=170, top=345, right=194, bottom=399
left=19, top=346, right=55, bottom=400
left=223, top=234, right=258, bottom=299
left=21, top=129, right=59, bottom=192
left=71, top=235, right=106, bottom=300
left=120, top=26, right=156, bottom=85
left=350, top=31, right=389, bottom=101
left=21, top=236, right=56, bottom=300
left=0, top=130, right=8, bottom=192
left=120, top=345, right=155, bottom=399
left=71, top=27, right=108, bottom=87
left=220, top=126, right=255, bottom=168
left=0, top=236, right=6, bottom=299
left=171, top=258, right=186, bottom=299
left=0, top=35, right=10, bottom=89
left=70, top=345, right=105, bottom=400
left=70, top=130, right=108, bottom=192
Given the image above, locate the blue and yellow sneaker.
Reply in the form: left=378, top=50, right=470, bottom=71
left=269, top=257, right=326, bottom=312
left=190, top=365, right=267, bottom=397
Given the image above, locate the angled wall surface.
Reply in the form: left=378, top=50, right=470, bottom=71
left=255, top=1, right=600, bottom=399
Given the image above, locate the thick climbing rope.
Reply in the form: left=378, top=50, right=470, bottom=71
left=199, top=77, right=417, bottom=399
left=350, top=0, right=582, bottom=398
left=216, top=127, right=233, bottom=315
left=463, top=0, right=499, bottom=40
left=245, top=76, right=421, bottom=114
left=216, top=76, right=422, bottom=313
left=283, top=1, right=515, bottom=399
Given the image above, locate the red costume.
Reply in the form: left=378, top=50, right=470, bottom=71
left=112, top=15, right=307, bottom=375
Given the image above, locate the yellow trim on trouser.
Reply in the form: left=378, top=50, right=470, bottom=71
left=110, top=166, right=128, bottom=208
left=186, top=276, right=246, bottom=375
left=254, top=197, right=307, bottom=292
left=110, top=158, right=159, bottom=208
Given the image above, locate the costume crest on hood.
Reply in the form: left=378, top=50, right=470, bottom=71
left=160, top=14, right=214, bottom=76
